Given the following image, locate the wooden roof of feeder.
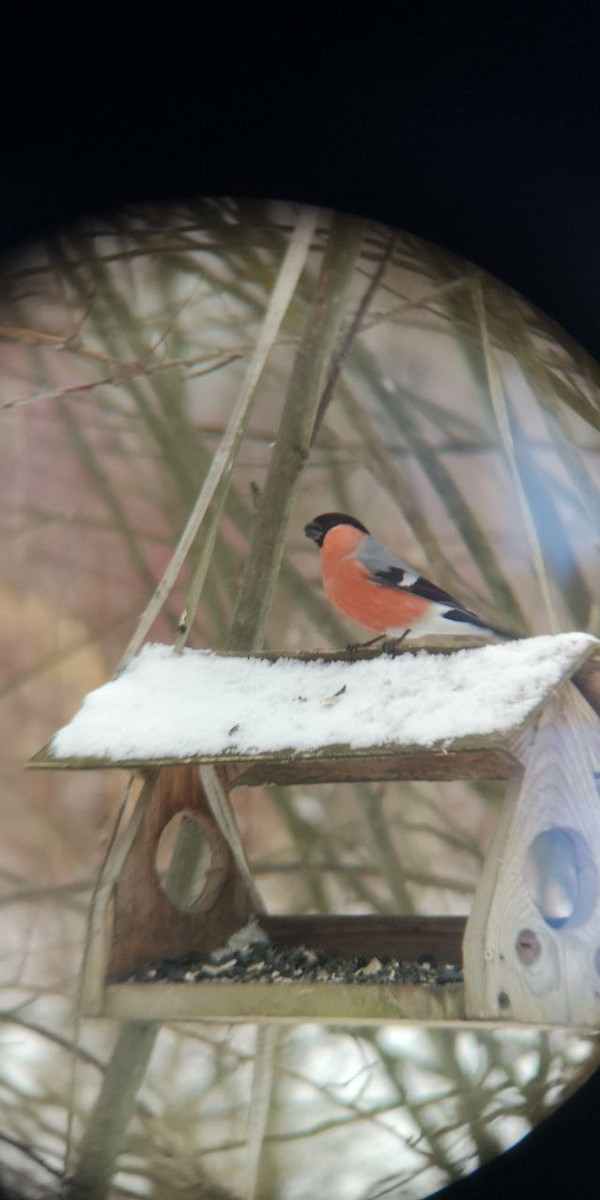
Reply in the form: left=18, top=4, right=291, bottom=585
left=29, top=634, right=600, bottom=786
left=28, top=633, right=600, bottom=1029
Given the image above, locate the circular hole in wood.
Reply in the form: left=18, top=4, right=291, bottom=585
left=155, top=810, right=227, bottom=912
left=525, top=827, right=598, bottom=930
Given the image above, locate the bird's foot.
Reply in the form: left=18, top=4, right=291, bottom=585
left=345, top=634, right=386, bottom=655
left=381, top=631, right=410, bottom=655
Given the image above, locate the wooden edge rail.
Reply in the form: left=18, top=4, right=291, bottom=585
left=259, top=913, right=466, bottom=960
left=102, top=978, right=466, bottom=1024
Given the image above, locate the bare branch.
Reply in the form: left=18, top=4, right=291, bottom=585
left=117, top=207, right=318, bottom=666
left=230, top=212, right=366, bottom=651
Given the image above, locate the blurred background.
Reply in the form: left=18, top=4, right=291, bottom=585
left=0, top=199, right=599, bottom=1199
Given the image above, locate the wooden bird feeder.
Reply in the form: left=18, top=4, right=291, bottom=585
left=29, top=635, right=600, bottom=1029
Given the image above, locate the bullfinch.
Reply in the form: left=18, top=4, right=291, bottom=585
left=304, top=512, right=517, bottom=647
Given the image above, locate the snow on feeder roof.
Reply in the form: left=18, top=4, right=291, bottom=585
left=30, top=633, right=598, bottom=771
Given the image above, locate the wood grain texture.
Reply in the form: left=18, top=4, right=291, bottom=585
left=102, top=979, right=466, bottom=1024
left=464, top=682, right=600, bottom=1028
left=80, top=776, right=157, bottom=1015
left=28, top=744, right=520, bottom=779
left=575, top=652, right=600, bottom=716
left=227, top=749, right=517, bottom=787
left=101, top=976, right=599, bottom=1028
left=105, top=766, right=259, bottom=979
left=261, top=914, right=465, bottom=961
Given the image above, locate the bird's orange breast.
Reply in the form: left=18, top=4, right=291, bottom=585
left=320, top=526, right=429, bottom=633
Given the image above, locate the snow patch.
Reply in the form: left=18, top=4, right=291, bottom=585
left=49, top=634, right=596, bottom=761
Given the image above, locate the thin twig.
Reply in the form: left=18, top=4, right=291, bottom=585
left=117, top=207, right=318, bottom=667
left=1, top=375, right=119, bottom=413
left=245, top=1026, right=280, bottom=1200
left=310, top=230, right=395, bottom=444
left=230, top=212, right=366, bottom=650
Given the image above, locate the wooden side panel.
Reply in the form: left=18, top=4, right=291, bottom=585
left=106, top=766, right=259, bottom=979
left=227, top=749, right=515, bottom=788
left=464, top=683, right=600, bottom=1028
left=262, top=914, right=465, bottom=962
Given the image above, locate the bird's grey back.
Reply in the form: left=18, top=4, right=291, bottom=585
left=352, top=535, right=420, bottom=586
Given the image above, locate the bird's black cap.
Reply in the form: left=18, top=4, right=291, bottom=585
left=303, top=512, right=369, bottom=548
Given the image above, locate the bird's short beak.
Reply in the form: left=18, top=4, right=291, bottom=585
left=304, top=521, right=320, bottom=543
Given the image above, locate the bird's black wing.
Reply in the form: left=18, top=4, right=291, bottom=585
left=369, top=564, right=461, bottom=607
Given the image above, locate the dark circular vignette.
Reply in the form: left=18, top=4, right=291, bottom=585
left=1, top=10, right=600, bottom=362
left=430, top=1062, right=600, bottom=1200
left=0, top=16, right=599, bottom=1200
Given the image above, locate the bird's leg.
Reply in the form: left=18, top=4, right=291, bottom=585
left=381, top=629, right=411, bottom=655
left=345, top=633, right=386, bottom=654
